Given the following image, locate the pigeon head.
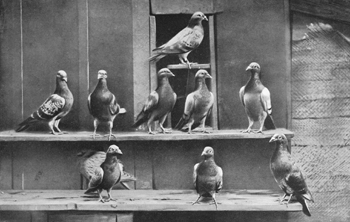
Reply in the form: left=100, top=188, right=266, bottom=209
left=158, top=68, right=175, bottom=78
left=106, top=145, right=123, bottom=155
left=191, top=12, right=208, bottom=22
left=97, top=70, right=108, bottom=79
left=195, top=69, right=212, bottom=79
left=57, top=70, right=68, bottom=82
left=201, top=146, right=214, bottom=157
left=269, top=133, right=288, bottom=145
left=246, top=62, right=260, bottom=72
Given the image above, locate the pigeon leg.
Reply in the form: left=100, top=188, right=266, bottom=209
left=192, top=195, right=201, bottom=205
left=200, top=117, right=210, bottom=134
left=279, top=194, right=287, bottom=204
left=284, top=194, right=293, bottom=208
left=147, top=119, right=157, bottom=135
left=48, top=119, right=58, bottom=135
left=91, top=119, right=102, bottom=139
left=54, top=119, right=66, bottom=134
left=105, top=188, right=116, bottom=202
left=159, top=115, right=172, bottom=134
left=106, top=121, right=116, bottom=141
left=97, top=189, right=105, bottom=203
left=242, top=117, right=254, bottom=133
left=187, top=120, right=194, bottom=134
left=209, top=195, right=218, bottom=210
left=256, top=112, right=267, bottom=134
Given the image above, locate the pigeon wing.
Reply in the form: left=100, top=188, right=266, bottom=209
left=35, top=94, right=66, bottom=120
left=239, top=86, right=245, bottom=107
left=216, top=166, right=223, bottom=192
left=193, top=163, right=200, bottom=189
left=260, top=87, right=272, bottom=114
left=85, top=167, right=104, bottom=193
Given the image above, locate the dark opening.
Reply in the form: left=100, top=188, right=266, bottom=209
left=154, top=14, right=211, bottom=129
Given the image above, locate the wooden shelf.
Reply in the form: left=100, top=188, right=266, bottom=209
left=167, top=63, right=211, bottom=70
left=0, top=129, right=293, bottom=142
left=0, top=189, right=301, bottom=212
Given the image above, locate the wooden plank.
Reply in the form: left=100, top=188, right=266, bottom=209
left=48, top=212, right=117, bottom=222
left=150, top=0, right=223, bottom=15
left=0, top=189, right=302, bottom=212
left=208, top=16, right=218, bottom=130
left=0, top=211, right=31, bottom=222
left=12, top=142, right=81, bottom=189
left=0, top=128, right=294, bottom=142
left=116, top=213, right=134, bottom=222
left=167, top=64, right=210, bottom=69
left=31, top=212, right=48, bottom=222
left=0, top=143, right=12, bottom=189
left=291, top=0, right=350, bottom=24
left=77, top=0, right=90, bottom=130
left=21, top=0, right=80, bottom=132
left=0, top=0, right=22, bottom=131
left=88, top=0, right=133, bottom=131
left=284, top=0, right=292, bottom=129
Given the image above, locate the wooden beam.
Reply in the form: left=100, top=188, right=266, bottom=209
left=291, top=0, right=350, bottom=24
left=209, top=16, right=218, bottom=130
left=0, top=189, right=302, bottom=212
left=167, top=64, right=210, bottom=70
left=0, top=128, right=294, bottom=142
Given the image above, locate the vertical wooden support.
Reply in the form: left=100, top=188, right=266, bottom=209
left=284, top=0, right=292, bottom=129
left=132, top=0, right=151, bottom=122
left=78, top=0, right=90, bottom=130
left=149, top=16, right=158, bottom=94
left=209, top=15, right=218, bottom=130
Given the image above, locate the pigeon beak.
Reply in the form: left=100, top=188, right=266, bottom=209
left=206, top=74, right=212, bottom=79
left=269, top=137, right=277, bottom=143
left=246, top=66, right=252, bottom=71
left=63, top=77, right=68, bottom=82
left=171, top=72, right=175, bottom=77
left=201, top=151, right=206, bottom=156
left=116, top=149, right=123, bottom=155
left=204, top=15, right=208, bottom=21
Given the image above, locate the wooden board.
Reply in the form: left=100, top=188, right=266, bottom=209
left=0, top=190, right=302, bottom=212
left=0, top=129, right=294, bottom=142
left=150, top=0, right=223, bottom=15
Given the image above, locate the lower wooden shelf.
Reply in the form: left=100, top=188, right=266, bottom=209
left=0, top=189, right=301, bottom=212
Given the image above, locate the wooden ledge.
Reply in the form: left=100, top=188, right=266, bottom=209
left=0, top=129, right=293, bottom=142
left=167, top=63, right=210, bottom=70
left=0, top=189, right=301, bottom=212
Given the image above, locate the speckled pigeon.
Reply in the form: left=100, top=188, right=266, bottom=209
left=132, top=68, right=177, bottom=134
left=269, top=133, right=314, bottom=216
left=193, top=146, right=223, bottom=210
left=149, top=12, right=208, bottom=68
left=84, top=145, right=123, bottom=202
left=239, top=62, right=276, bottom=133
left=77, top=150, right=136, bottom=190
left=175, top=69, right=214, bottom=133
left=88, top=70, right=126, bottom=141
left=15, top=70, right=74, bottom=134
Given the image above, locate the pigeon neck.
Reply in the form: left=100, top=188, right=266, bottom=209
left=54, top=78, right=68, bottom=94
left=158, top=76, right=170, bottom=86
left=203, top=155, right=214, bottom=161
left=97, top=78, right=108, bottom=89
left=195, top=77, right=208, bottom=90
left=246, top=72, right=261, bottom=89
left=188, top=19, right=202, bottom=28
left=105, top=154, right=118, bottom=163
left=250, top=71, right=261, bottom=80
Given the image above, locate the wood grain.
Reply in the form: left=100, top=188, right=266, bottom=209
left=0, top=129, right=294, bottom=142
left=0, top=189, right=302, bottom=212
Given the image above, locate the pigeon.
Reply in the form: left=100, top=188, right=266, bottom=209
left=149, top=11, right=208, bottom=68
left=15, top=70, right=74, bottom=134
left=269, top=133, right=314, bottom=216
left=193, top=146, right=223, bottom=210
left=175, top=69, right=214, bottom=133
left=132, top=68, right=177, bottom=134
left=77, top=150, right=136, bottom=190
left=88, top=70, right=126, bottom=141
left=239, top=62, right=276, bottom=133
left=84, top=145, right=123, bottom=202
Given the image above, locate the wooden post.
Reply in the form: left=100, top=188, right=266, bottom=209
left=209, top=15, right=218, bottom=130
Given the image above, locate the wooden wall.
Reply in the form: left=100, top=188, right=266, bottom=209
left=0, top=0, right=291, bottom=132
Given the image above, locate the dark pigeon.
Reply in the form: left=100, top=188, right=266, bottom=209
left=88, top=70, right=126, bottom=141
left=132, top=68, right=177, bottom=134
left=269, top=133, right=314, bottom=216
left=193, top=146, right=223, bottom=210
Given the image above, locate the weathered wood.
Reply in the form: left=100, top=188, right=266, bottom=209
left=291, top=0, right=350, bottom=24
left=0, top=211, right=31, bottom=222
left=167, top=64, right=210, bottom=70
left=0, top=0, right=22, bottom=131
left=216, top=0, right=290, bottom=129
left=31, top=211, right=48, bottom=222
left=0, top=143, right=12, bottom=189
left=134, top=144, right=153, bottom=189
left=48, top=212, right=118, bottom=222
left=77, top=0, right=90, bottom=130
left=0, top=129, right=294, bottom=142
left=150, top=0, right=223, bottom=15
left=0, top=190, right=302, bottom=212
left=209, top=16, right=218, bottom=130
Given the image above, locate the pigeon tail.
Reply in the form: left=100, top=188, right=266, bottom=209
left=121, top=172, right=137, bottom=183
left=175, top=117, right=187, bottom=130
left=264, top=114, right=276, bottom=130
left=149, top=53, right=166, bottom=62
left=84, top=187, right=98, bottom=194
left=15, top=116, right=38, bottom=132
left=297, top=196, right=312, bottom=217
left=132, top=111, right=148, bottom=128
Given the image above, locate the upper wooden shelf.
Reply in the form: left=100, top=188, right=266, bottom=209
left=167, top=63, right=211, bottom=69
left=0, top=189, right=301, bottom=212
left=0, top=129, right=293, bottom=142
